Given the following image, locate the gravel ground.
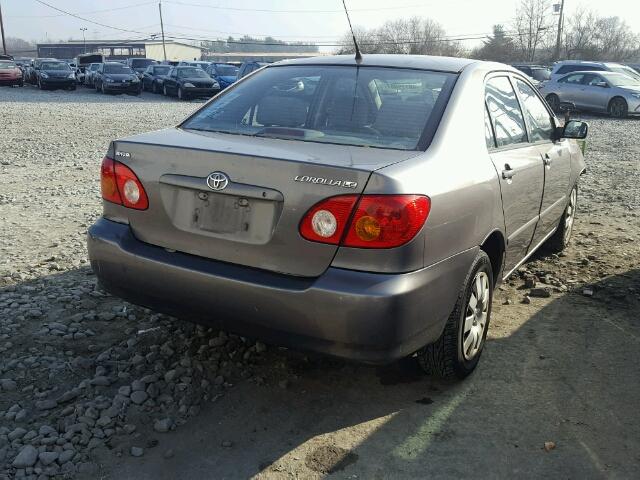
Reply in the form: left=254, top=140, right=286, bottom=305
left=0, top=85, right=639, bottom=479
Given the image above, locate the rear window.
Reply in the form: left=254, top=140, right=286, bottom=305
left=153, top=66, right=171, bottom=75
left=182, top=65, right=456, bottom=150
left=130, top=59, right=155, bottom=68
left=214, top=65, right=238, bottom=76
left=178, top=68, right=208, bottom=78
left=530, top=68, right=551, bottom=81
left=104, top=64, right=133, bottom=74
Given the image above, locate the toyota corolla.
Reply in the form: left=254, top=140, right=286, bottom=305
left=87, top=55, right=587, bottom=379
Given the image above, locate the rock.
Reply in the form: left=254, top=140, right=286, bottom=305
left=58, top=449, right=75, bottom=464
left=131, top=380, right=145, bottom=392
left=90, top=376, right=110, bottom=386
left=130, top=446, right=144, bottom=457
left=12, top=445, right=39, bottom=468
left=582, top=287, right=594, bottom=297
left=221, top=440, right=233, bottom=448
left=153, top=418, right=173, bottom=433
left=8, top=427, right=27, bottom=441
left=38, top=451, right=59, bottom=466
left=35, top=399, right=57, bottom=411
left=130, top=390, right=148, bottom=405
left=529, top=287, right=552, bottom=298
left=163, top=449, right=175, bottom=459
left=0, top=379, right=17, bottom=391
left=544, top=441, right=556, bottom=452
left=118, top=385, right=131, bottom=397
left=522, top=295, right=532, bottom=304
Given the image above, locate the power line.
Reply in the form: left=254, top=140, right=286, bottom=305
left=9, top=1, right=157, bottom=19
left=31, top=0, right=157, bottom=36
left=163, top=0, right=427, bottom=14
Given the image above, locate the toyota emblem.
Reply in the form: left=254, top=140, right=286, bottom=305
left=206, top=172, right=229, bottom=191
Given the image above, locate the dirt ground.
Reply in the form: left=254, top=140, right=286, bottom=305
left=0, top=85, right=639, bottom=479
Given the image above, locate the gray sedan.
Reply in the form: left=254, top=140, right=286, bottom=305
left=540, top=70, right=640, bottom=117
left=87, top=55, right=587, bottom=379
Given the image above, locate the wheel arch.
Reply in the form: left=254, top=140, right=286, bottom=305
left=480, top=230, right=505, bottom=286
left=608, top=95, right=628, bottom=110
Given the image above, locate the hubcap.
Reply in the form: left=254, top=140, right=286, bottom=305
left=462, top=271, right=490, bottom=361
left=564, top=188, right=577, bottom=244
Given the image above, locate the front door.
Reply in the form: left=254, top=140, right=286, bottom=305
left=485, top=75, right=545, bottom=275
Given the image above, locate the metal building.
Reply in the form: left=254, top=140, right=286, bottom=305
left=36, top=39, right=202, bottom=61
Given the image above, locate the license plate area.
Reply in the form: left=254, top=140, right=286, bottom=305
left=161, top=185, right=282, bottom=245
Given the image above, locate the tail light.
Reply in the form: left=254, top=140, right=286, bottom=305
left=100, top=157, right=148, bottom=210
left=300, top=194, right=430, bottom=249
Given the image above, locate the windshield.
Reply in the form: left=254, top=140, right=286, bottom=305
left=153, top=66, right=171, bottom=75
left=131, top=59, right=155, bottom=68
left=41, top=62, right=70, bottom=71
left=215, top=65, right=239, bottom=76
left=610, top=66, right=640, bottom=81
left=178, top=68, right=208, bottom=78
left=602, top=72, right=640, bottom=87
left=104, top=64, right=134, bottom=74
left=182, top=65, right=455, bottom=151
left=531, top=68, right=551, bottom=81
left=90, top=64, right=100, bottom=71
left=0, top=62, right=16, bottom=69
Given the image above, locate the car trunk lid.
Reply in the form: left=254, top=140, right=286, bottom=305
left=111, top=127, right=418, bottom=277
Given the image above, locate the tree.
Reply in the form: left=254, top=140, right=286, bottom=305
left=0, top=37, right=36, bottom=55
left=473, top=25, right=518, bottom=62
left=513, top=0, right=552, bottom=62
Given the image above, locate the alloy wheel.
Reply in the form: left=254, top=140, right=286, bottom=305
left=462, top=271, right=490, bottom=361
left=610, top=98, right=627, bottom=118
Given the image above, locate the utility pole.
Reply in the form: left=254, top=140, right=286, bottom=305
left=0, top=1, right=7, bottom=56
left=158, top=1, right=167, bottom=61
left=80, top=27, right=87, bottom=54
left=554, top=0, right=565, bottom=61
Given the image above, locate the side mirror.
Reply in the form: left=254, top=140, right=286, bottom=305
left=594, top=81, right=609, bottom=88
left=562, top=120, right=588, bottom=139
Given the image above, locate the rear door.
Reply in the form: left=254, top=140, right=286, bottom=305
left=485, top=75, right=544, bottom=275
left=556, top=73, right=589, bottom=107
left=513, top=77, right=571, bottom=247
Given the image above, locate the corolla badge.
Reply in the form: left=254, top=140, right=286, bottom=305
left=206, top=171, right=230, bottom=191
left=294, top=175, right=357, bottom=189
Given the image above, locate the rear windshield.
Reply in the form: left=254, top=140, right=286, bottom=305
left=182, top=65, right=455, bottom=150
left=215, top=65, right=238, bottom=76
left=178, top=68, right=208, bottom=78
left=530, top=68, right=551, bottom=81
left=130, top=59, right=155, bottom=68
left=153, top=66, right=171, bottom=75
left=41, top=62, right=70, bottom=71
left=104, top=64, right=133, bottom=74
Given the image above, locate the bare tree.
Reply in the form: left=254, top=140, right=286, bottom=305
left=513, top=0, right=552, bottom=62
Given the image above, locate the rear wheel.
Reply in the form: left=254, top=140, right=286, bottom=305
left=546, top=93, right=560, bottom=112
left=152, top=82, right=159, bottom=94
left=417, top=250, right=493, bottom=380
left=178, top=86, right=186, bottom=100
left=608, top=97, right=628, bottom=118
left=545, top=184, right=577, bottom=253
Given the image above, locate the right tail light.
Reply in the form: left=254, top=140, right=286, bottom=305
left=300, top=194, right=430, bottom=249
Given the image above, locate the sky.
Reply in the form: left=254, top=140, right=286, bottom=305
left=2, top=0, right=640, bottom=52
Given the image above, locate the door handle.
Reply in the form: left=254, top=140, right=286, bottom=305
left=502, top=164, right=516, bottom=180
left=543, top=153, right=552, bottom=166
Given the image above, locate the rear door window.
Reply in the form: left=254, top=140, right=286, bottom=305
left=183, top=65, right=456, bottom=150
left=485, top=76, right=527, bottom=148
left=514, top=79, right=554, bottom=142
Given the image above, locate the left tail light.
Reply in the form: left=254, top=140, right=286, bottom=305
left=100, top=157, right=148, bottom=210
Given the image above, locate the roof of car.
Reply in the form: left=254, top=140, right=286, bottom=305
left=276, top=54, right=478, bottom=73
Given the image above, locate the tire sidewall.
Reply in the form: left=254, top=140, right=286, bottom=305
left=609, top=98, right=628, bottom=118
left=454, top=253, right=493, bottom=376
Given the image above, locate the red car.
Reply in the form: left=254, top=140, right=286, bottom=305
left=0, top=60, right=23, bottom=87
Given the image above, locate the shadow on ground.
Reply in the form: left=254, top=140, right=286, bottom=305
left=94, top=268, right=639, bottom=479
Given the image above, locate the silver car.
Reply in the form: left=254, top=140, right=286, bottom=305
left=539, top=71, right=640, bottom=118
left=87, top=55, right=587, bottom=379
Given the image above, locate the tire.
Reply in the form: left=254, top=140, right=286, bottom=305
left=163, top=84, right=168, bottom=96
left=68, top=85, right=76, bottom=91
left=38, top=79, right=43, bottom=90
left=608, top=97, right=628, bottom=118
left=417, top=250, right=493, bottom=380
left=101, top=83, right=106, bottom=94
left=153, top=82, right=159, bottom=94
left=544, top=184, right=577, bottom=253
left=177, top=87, right=185, bottom=100
left=546, top=93, right=560, bottom=112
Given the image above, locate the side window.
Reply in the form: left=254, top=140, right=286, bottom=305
left=514, top=79, right=554, bottom=142
left=560, top=73, right=585, bottom=84
left=485, top=106, right=496, bottom=149
left=485, top=76, right=527, bottom=148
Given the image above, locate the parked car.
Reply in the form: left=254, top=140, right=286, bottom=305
left=511, top=64, right=551, bottom=85
left=162, top=66, right=220, bottom=100
left=87, top=55, right=588, bottom=379
left=127, top=58, right=157, bottom=78
left=0, top=54, right=14, bottom=61
left=550, top=60, right=640, bottom=82
left=159, top=60, right=179, bottom=66
left=627, top=63, right=640, bottom=74
left=94, top=62, right=142, bottom=95
left=539, top=70, right=640, bottom=117
left=75, top=53, right=105, bottom=84
left=83, top=63, right=102, bottom=87
left=205, top=63, right=239, bottom=89
left=142, top=64, right=172, bottom=93
left=25, top=58, right=57, bottom=84
left=0, top=60, right=24, bottom=87
left=36, top=60, right=76, bottom=90
left=237, top=61, right=268, bottom=79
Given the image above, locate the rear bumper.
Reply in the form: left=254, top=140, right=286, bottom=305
left=87, top=218, right=475, bottom=364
